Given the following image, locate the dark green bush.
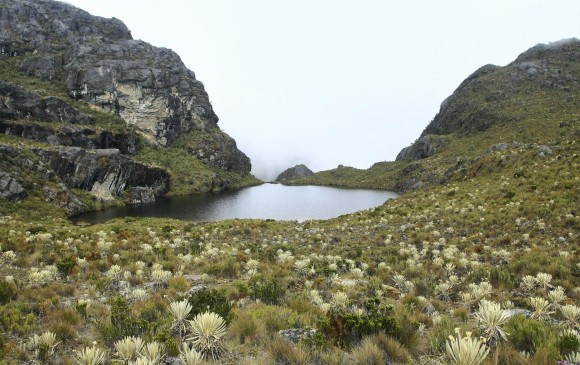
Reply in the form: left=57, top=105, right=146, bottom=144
left=187, top=288, right=233, bottom=324
left=155, top=330, right=180, bottom=356
left=56, top=256, right=76, bottom=277
left=557, top=331, right=580, bottom=356
left=505, top=315, right=551, bottom=353
left=318, top=298, right=400, bottom=348
left=0, top=279, right=17, bottom=304
left=95, top=296, right=148, bottom=344
left=250, top=274, right=286, bottom=305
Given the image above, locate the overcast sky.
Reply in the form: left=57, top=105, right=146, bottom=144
left=64, top=0, right=579, bottom=180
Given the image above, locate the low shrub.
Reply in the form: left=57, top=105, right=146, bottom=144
left=0, top=278, right=17, bottom=304
left=318, top=298, right=400, bottom=348
left=250, top=274, right=286, bottom=305
left=187, top=288, right=233, bottom=324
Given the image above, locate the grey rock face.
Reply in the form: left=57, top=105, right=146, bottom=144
left=0, top=170, right=25, bottom=200
left=275, top=164, right=314, bottom=182
left=185, top=130, right=251, bottom=173
left=34, top=146, right=169, bottom=203
left=0, top=121, right=140, bottom=154
left=395, top=135, right=447, bottom=161
left=43, top=183, right=89, bottom=216
left=130, top=187, right=155, bottom=204
left=0, top=81, right=93, bottom=124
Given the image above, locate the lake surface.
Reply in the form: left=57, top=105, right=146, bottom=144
left=74, top=184, right=398, bottom=224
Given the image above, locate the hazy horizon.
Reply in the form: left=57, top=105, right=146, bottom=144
left=64, top=0, right=580, bottom=181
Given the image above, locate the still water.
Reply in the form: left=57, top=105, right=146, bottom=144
left=74, top=184, right=398, bottom=224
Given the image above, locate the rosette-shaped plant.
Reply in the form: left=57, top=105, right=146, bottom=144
left=187, top=311, right=227, bottom=360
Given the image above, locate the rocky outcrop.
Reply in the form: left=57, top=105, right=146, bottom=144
left=0, top=0, right=251, bottom=173
left=183, top=129, right=251, bottom=173
left=43, top=183, right=89, bottom=216
left=0, top=170, right=25, bottom=200
left=34, top=146, right=169, bottom=204
left=0, top=81, right=93, bottom=124
left=395, top=135, right=447, bottom=161
left=0, top=1, right=248, bottom=165
left=275, top=164, right=314, bottom=182
left=0, top=121, right=139, bottom=154
left=0, top=0, right=256, bottom=216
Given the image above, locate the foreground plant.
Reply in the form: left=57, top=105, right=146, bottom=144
left=74, top=344, right=107, bottom=365
left=187, top=311, right=227, bottom=360
left=560, top=304, right=580, bottom=328
left=169, top=299, right=193, bottom=337
left=528, top=297, right=554, bottom=320
left=140, top=341, right=165, bottom=363
left=565, top=351, right=580, bottom=364
left=445, top=329, right=489, bottom=365
left=114, top=336, right=144, bottom=362
left=179, top=342, right=203, bottom=365
left=27, top=331, right=60, bottom=359
left=473, top=300, right=511, bottom=345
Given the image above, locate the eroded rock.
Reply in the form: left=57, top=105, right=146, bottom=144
left=0, top=170, right=25, bottom=200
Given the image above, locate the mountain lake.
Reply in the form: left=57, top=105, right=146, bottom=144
left=73, top=184, right=398, bottom=224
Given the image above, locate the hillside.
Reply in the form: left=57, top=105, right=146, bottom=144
left=0, top=0, right=259, bottom=219
left=0, top=10, right=578, bottom=365
left=292, top=39, right=579, bottom=194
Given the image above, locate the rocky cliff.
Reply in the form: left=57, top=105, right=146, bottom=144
left=0, top=0, right=256, bottom=217
left=275, top=164, right=314, bottom=182
left=396, top=38, right=579, bottom=161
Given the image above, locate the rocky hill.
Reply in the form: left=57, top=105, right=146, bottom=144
left=0, top=0, right=258, bottom=218
left=292, top=38, right=579, bottom=191
left=275, top=164, right=314, bottom=182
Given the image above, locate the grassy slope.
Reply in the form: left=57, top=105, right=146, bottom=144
left=0, top=125, right=577, bottom=363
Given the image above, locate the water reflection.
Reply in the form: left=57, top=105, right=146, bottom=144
left=74, top=184, right=398, bottom=224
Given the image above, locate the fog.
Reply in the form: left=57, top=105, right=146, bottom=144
left=65, top=0, right=580, bottom=181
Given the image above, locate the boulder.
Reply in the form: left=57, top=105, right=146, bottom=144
left=278, top=328, right=317, bottom=343
left=0, top=170, right=25, bottom=200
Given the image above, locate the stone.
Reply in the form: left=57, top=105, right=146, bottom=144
left=278, top=328, right=317, bottom=343
left=130, top=187, right=155, bottom=204
left=187, top=284, right=206, bottom=296
left=536, top=145, right=553, bottom=157
left=0, top=170, right=25, bottom=200
left=275, top=164, right=314, bottom=182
